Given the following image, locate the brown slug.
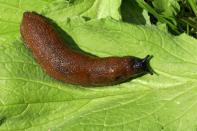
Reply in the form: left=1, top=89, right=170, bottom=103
left=20, top=11, right=152, bottom=86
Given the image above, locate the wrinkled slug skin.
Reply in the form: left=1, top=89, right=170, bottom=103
left=20, top=12, right=149, bottom=86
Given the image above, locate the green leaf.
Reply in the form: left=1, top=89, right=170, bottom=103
left=152, top=0, right=180, bottom=18
left=136, top=0, right=180, bottom=33
left=120, top=0, right=151, bottom=25
left=187, top=0, right=197, bottom=16
left=0, top=0, right=51, bottom=43
left=1, top=0, right=197, bottom=131
left=43, top=0, right=122, bottom=22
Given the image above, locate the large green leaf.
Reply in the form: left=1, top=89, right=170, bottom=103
left=1, top=0, right=197, bottom=131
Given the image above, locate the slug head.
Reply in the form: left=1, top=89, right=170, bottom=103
left=132, top=55, right=153, bottom=76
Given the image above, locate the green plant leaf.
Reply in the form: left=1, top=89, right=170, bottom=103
left=1, top=0, right=197, bottom=131
left=187, top=0, right=197, bottom=16
left=152, top=0, right=180, bottom=18
left=136, top=0, right=180, bottom=33
left=120, top=0, right=151, bottom=25
left=0, top=0, right=51, bottom=43
left=43, top=0, right=122, bottom=22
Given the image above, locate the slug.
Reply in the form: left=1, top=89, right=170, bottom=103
left=20, top=11, right=152, bottom=86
